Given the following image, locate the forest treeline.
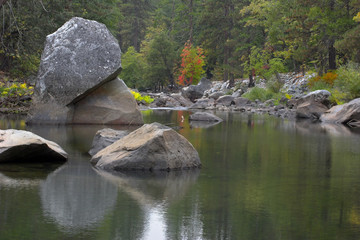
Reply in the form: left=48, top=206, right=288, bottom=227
left=0, top=0, right=359, bottom=91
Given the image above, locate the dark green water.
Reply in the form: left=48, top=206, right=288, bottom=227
left=1, top=110, right=360, bottom=240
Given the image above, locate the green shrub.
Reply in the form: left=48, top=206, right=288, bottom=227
left=309, top=81, right=332, bottom=91
left=334, top=62, right=360, bottom=100
left=242, top=87, right=282, bottom=103
left=266, top=75, right=283, bottom=93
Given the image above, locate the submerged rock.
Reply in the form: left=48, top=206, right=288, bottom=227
left=91, top=123, right=201, bottom=171
left=189, top=112, right=223, bottom=122
left=0, top=129, right=68, bottom=162
left=28, top=17, right=142, bottom=125
left=89, top=128, right=130, bottom=156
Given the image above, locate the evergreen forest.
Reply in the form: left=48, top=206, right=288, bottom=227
left=0, top=0, right=359, bottom=95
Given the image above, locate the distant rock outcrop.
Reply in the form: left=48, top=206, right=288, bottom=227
left=321, top=98, right=360, bottom=126
left=27, top=17, right=143, bottom=125
left=0, top=129, right=68, bottom=162
left=181, top=78, right=212, bottom=102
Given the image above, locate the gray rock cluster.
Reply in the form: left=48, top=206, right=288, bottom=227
left=181, top=77, right=212, bottom=102
left=28, top=17, right=143, bottom=125
left=149, top=93, right=192, bottom=108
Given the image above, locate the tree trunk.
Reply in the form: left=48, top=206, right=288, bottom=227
left=328, top=0, right=336, bottom=70
left=188, top=0, right=193, bottom=43
left=223, top=46, right=229, bottom=82
left=0, top=0, right=8, bottom=9
left=328, top=40, right=336, bottom=70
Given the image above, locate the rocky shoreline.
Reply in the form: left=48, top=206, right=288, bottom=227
left=138, top=73, right=360, bottom=128
left=140, top=73, right=311, bottom=120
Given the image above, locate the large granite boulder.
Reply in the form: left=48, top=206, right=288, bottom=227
left=181, top=78, right=212, bottom=102
left=89, top=128, right=129, bottom=156
left=296, top=101, right=329, bottom=119
left=216, top=95, right=235, bottom=107
left=209, top=92, right=225, bottom=100
left=91, top=123, right=201, bottom=171
left=233, top=97, right=251, bottom=107
left=28, top=17, right=143, bottom=125
left=170, top=93, right=193, bottom=107
left=149, top=93, right=192, bottom=108
left=0, top=130, right=68, bottom=162
left=189, top=98, right=215, bottom=109
left=320, top=98, right=360, bottom=125
left=189, top=112, right=223, bottom=122
left=296, top=90, right=331, bottom=107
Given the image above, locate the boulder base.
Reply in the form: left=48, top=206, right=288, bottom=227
left=91, top=123, right=201, bottom=171
left=0, top=130, right=68, bottom=162
left=72, top=78, right=143, bottom=124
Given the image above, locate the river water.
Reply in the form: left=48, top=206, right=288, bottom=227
left=1, top=110, right=360, bottom=240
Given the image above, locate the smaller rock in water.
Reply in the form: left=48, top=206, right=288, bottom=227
left=89, top=128, right=129, bottom=156
left=0, top=130, right=68, bottom=163
left=91, top=123, right=201, bottom=171
left=189, top=112, right=223, bottom=122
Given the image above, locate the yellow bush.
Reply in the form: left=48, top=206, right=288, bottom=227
left=308, top=71, right=338, bottom=87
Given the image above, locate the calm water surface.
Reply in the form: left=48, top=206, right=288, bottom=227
left=1, top=110, right=360, bottom=240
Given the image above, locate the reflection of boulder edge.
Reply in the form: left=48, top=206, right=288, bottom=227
left=40, top=163, right=118, bottom=230
left=0, top=162, right=64, bottom=180
left=190, top=121, right=221, bottom=129
left=0, top=129, right=68, bottom=163
left=94, top=168, right=200, bottom=204
left=296, top=120, right=355, bottom=136
left=0, top=173, right=42, bottom=188
left=189, top=112, right=223, bottom=122
left=91, top=123, right=201, bottom=171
